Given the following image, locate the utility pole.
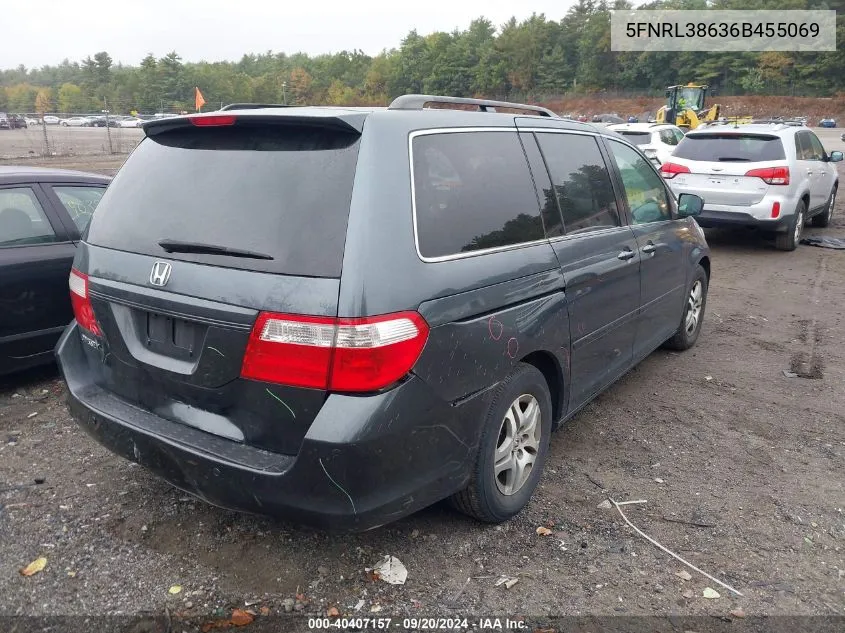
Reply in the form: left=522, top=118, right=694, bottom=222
left=41, top=112, right=50, bottom=157
left=103, top=97, right=114, bottom=155
left=282, top=81, right=287, bottom=105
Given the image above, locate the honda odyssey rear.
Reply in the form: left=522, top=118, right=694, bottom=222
left=57, top=97, right=711, bottom=531
left=57, top=109, right=441, bottom=529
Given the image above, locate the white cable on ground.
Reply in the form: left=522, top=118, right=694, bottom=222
left=611, top=498, right=744, bottom=597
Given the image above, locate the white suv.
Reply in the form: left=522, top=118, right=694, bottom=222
left=660, top=124, right=842, bottom=251
left=607, top=122, right=685, bottom=166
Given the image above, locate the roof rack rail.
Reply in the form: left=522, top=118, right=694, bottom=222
left=219, top=103, right=294, bottom=111
left=388, top=94, right=557, bottom=118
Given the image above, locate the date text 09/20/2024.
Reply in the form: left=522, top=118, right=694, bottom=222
left=307, top=617, right=527, bottom=630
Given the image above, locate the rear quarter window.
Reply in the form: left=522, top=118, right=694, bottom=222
left=673, top=133, right=786, bottom=162
left=412, top=131, right=544, bottom=259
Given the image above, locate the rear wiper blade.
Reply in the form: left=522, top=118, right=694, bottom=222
left=157, top=239, right=274, bottom=260
left=717, top=157, right=751, bottom=162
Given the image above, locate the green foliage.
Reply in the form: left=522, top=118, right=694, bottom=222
left=57, top=83, right=86, bottom=112
left=1, top=7, right=843, bottom=114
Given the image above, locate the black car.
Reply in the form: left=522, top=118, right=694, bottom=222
left=88, top=116, right=120, bottom=128
left=57, top=95, right=710, bottom=531
left=9, top=114, right=28, bottom=129
left=1, top=167, right=110, bottom=374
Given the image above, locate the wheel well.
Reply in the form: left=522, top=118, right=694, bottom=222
left=520, top=350, right=564, bottom=423
left=698, top=255, right=710, bottom=281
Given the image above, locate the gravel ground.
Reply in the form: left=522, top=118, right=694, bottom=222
left=1, top=157, right=844, bottom=632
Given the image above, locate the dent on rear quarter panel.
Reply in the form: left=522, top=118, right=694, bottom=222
left=415, top=269, right=569, bottom=405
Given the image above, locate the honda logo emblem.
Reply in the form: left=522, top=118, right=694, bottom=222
left=149, top=261, right=172, bottom=287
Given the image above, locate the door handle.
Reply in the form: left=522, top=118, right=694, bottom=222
left=806, top=170, right=814, bottom=175
left=617, top=249, right=636, bottom=261
left=642, top=243, right=656, bottom=254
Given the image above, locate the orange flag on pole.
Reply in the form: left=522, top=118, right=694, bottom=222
left=195, top=87, right=206, bottom=112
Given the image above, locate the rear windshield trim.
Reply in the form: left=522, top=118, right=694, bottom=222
left=408, top=127, right=548, bottom=264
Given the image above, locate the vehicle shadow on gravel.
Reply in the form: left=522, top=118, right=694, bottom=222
left=0, top=364, right=60, bottom=395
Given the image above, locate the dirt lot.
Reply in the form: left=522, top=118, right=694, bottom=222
left=0, top=126, right=142, bottom=160
left=544, top=95, right=845, bottom=125
left=1, top=152, right=845, bottom=632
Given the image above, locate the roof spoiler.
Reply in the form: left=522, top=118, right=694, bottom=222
left=142, top=111, right=366, bottom=136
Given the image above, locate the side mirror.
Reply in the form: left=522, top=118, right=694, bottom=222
left=677, top=193, right=704, bottom=217
left=829, top=150, right=843, bottom=163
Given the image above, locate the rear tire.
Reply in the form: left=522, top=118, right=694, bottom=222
left=664, top=264, right=708, bottom=351
left=775, top=200, right=805, bottom=251
left=812, top=187, right=836, bottom=228
left=450, top=364, right=552, bottom=524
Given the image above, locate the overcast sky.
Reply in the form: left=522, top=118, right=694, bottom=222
left=4, top=1, right=582, bottom=69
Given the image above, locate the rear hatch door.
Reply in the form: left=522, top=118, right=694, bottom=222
left=668, top=132, right=787, bottom=206
left=79, top=111, right=365, bottom=455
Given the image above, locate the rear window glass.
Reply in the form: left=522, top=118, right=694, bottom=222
left=673, top=133, right=785, bottom=162
left=412, top=132, right=544, bottom=259
left=618, top=131, right=651, bottom=146
left=86, top=122, right=361, bottom=277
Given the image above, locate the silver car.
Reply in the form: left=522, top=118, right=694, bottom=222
left=607, top=122, right=685, bottom=166
left=660, top=124, right=842, bottom=251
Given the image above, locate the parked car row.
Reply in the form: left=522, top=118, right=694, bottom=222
left=0, top=113, right=29, bottom=129
left=0, top=114, right=147, bottom=127
left=57, top=115, right=144, bottom=128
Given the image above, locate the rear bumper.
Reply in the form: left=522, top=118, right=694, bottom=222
left=668, top=182, right=802, bottom=233
left=696, top=209, right=792, bottom=232
left=56, top=322, right=488, bottom=531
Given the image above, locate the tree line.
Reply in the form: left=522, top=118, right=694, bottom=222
left=1, top=0, right=843, bottom=115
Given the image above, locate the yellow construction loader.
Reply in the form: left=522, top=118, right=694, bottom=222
left=655, top=83, right=724, bottom=131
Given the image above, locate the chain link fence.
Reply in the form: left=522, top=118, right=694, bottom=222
left=0, top=113, right=146, bottom=160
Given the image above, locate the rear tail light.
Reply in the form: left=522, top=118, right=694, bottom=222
left=241, top=311, right=429, bottom=392
left=69, top=269, right=101, bottom=335
left=745, top=166, right=789, bottom=185
left=771, top=201, right=781, bottom=218
left=659, top=162, right=691, bottom=179
left=189, top=114, right=237, bottom=127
